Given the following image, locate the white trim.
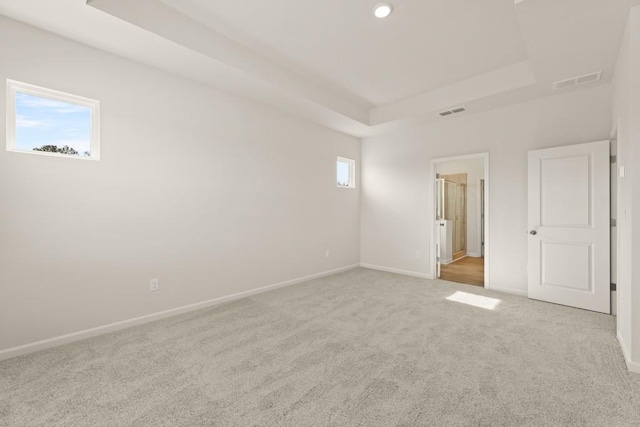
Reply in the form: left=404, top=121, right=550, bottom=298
left=6, top=79, right=100, bottom=161
left=360, top=263, right=433, bottom=279
left=359, top=263, right=528, bottom=298
left=488, top=286, right=528, bottom=297
left=466, top=253, right=482, bottom=258
left=0, top=264, right=359, bottom=362
left=617, top=332, right=640, bottom=374
left=430, top=152, right=490, bottom=288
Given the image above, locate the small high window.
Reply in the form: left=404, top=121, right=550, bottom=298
left=337, top=157, right=355, bottom=188
left=6, top=79, right=100, bottom=160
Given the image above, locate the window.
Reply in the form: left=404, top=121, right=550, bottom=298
left=337, top=157, right=355, bottom=188
left=6, top=79, right=100, bottom=160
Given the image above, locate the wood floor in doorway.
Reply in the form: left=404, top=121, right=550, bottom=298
left=440, top=256, right=484, bottom=287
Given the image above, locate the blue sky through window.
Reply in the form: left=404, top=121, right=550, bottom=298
left=15, top=92, right=92, bottom=156
left=337, top=159, right=351, bottom=187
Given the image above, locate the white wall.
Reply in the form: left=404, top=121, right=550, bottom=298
left=361, top=84, right=612, bottom=295
left=612, top=4, right=640, bottom=373
left=0, top=16, right=361, bottom=354
left=435, top=158, right=485, bottom=257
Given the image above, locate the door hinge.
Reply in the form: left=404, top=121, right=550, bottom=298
left=611, top=283, right=617, bottom=291
left=611, top=218, right=617, bottom=227
left=611, top=155, right=617, bottom=164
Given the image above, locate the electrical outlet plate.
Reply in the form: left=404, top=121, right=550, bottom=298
left=150, top=278, right=159, bottom=292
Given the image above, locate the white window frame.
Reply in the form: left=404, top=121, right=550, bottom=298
left=337, top=156, right=355, bottom=189
left=6, top=79, right=100, bottom=160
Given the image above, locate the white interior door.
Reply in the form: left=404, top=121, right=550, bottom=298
left=527, top=140, right=610, bottom=313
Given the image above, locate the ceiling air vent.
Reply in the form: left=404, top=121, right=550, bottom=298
left=438, top=106, right=466, bottom=117
left=553, top=71, right=602, bottom=91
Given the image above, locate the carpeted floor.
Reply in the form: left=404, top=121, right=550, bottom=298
left=1, top=268, right=639, bottom=426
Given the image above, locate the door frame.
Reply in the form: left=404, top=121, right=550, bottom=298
left=429, top=152, right=490, bottom=288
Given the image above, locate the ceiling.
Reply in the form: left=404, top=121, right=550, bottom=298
left=159, top=0, right=529, bottom=106
left=0, top=0, right=637, bottom=137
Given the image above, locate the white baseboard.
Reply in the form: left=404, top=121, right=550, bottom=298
left=0, top=264, right=360, bottom=362
left=360, top=263, right=526, bottom=298
left=487, top=285, right=528, bottom=297
left=617, top=331, right=640, bottom=374
left=467, top=253, right=481, bottom=258
left=360, top=263, right=433, bottom=279
left=440, top=254, right=480, bottom=264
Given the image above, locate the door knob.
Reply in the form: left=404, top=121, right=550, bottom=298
left=529, top=230, right=537, bottom=235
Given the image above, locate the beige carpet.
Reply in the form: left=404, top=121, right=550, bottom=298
left=1, top=268, right=639, bottom=426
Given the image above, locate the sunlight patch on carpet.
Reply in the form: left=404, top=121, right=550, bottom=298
left=446, top=291, right=500, bottom=310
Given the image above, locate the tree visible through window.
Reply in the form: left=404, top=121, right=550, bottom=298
left=6, top=80, right=100, bottom=160
left=16, top=92, right=92, bottom=157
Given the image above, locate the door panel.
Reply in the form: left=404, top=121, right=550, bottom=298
left=541, top=155, right=591, bottom=227
left=528, top=140, right=610, bottom=313
left=541, top=242, right=592, bottom=291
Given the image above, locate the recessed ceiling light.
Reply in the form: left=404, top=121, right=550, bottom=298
left=374, top=3, right=393, bottom=18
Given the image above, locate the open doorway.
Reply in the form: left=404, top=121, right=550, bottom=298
left=432, top=153, right=489, bottom=288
